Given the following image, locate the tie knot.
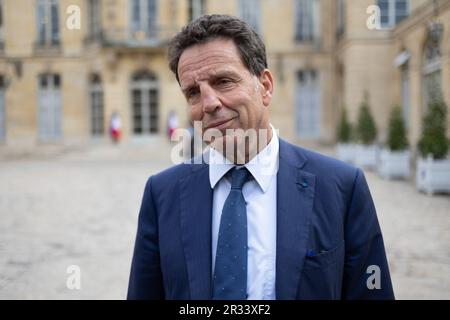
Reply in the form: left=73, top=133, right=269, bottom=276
left=230, top=167, right=251, bottom=190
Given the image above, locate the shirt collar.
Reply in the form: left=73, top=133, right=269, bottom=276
left=209, top=124, right=279, bottom=193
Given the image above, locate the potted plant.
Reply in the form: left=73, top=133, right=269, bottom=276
left=355, top=95, right=378, bottom=169
left=378, top=106, right=410, bottom=179
left=416, top=95, right=450, bottom=194
left=336, top=107, right=355, bottom=163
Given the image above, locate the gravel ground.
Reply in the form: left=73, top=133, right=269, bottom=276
left=0, top=140, right=449, bottom=299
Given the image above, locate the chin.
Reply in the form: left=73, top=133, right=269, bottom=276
left=214, top=132, right=252, bottom=152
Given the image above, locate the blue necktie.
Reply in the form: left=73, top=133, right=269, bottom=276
left=213, top=167, right=251, bottom=300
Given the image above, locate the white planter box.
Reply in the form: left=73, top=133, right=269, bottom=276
left=336, top=143, right=356, bottom=163
left=378, top=149, right=411, bottom=179
left=416, top=156, right=450, bottom=195
left=355, top=144, right=379, bottom=169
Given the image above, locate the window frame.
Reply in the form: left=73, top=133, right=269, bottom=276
left=0, top=0, right=4, bottom=45
left=0, top=75, right=5, bottom=141
left=37, top=73, right=62, bottom=141
left=295, top=69, right=321, bottom=138
left=422, top=33, right=443, bottom=112
left=188, top=0, right=206, bottom=22
left=129, top=0, right=158, bottom=39
left=87, top=0, right=102, bottom=40
left=294, top=0, right=320, bottom=43
left=401, top=63, right=410, bottom=128
left=130, top=71, right=159, bottom=135
left=336, top=0, right=345, bottom=38
left=238, top=0, right=261, bottom=35
left=36, top=0, right=60, bottom=46
left=89, top=74, right=104, bottom=136
left=378, top=0, right=409, bottom=29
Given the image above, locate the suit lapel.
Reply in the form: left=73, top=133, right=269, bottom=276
left=179, top=140, right=316, bottom=300
left=276, top=140, right=316, bottom=299
left=179, top=164, right=213, bottom=299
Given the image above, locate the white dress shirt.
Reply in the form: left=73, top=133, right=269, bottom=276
left=209, top=125, right=279, bottom=300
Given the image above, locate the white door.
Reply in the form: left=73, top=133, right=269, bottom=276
left=38, top=74, right=62, bottom=141
left=295, top=70, right=320, bottom=138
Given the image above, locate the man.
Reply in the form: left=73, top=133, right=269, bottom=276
left=127, top=14, right=394, bottom=300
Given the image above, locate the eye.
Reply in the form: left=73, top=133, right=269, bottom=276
left=216, top=78, right=234, bottom=87
left=185, top=88, right=199, bottom=100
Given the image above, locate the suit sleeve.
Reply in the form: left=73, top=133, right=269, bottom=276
left=341, top=169, right=395, bottom=300
left=127, top=176, right=165, bottom=299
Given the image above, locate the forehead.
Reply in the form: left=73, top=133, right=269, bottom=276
left=178, top=39, right=247, bottom=85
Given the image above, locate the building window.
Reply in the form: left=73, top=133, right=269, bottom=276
left=378, top=0, right=409, bottom=28
left=238, top=0, right=261, bottom=34
left=0, top=75, right=5, bottom=141
left=0, top=0, right=4, bottom=47
left=88, top=0, right=102, bottom=40
left=188, top=0, right=206, bottom=22
left=295, top=0, right=320, bottom=43
left=401, top=64, right=410, bottom=128
left=422, top=29, right=442, bottom=112
left=36, top=0, right=60, bottom=45
left=131, top=71, right=159, bottom=134
left=130, top=0, right=158, bottom=39
left=90, top=74, right=104, bottom=136
left=38, top=74, right=62, bottom=140
left=295, top=70, right=321, bottom=138
left=336, top=0, right=345, bottom=38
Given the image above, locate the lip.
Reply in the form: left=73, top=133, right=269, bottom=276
left=205, top=117, right=237, bottom=130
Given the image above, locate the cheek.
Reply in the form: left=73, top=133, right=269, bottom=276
left=223, top=89, right=254, bottom=114
left=235, top=92, right=260, bottom=124
left=189, top=104, right=203, bottom=121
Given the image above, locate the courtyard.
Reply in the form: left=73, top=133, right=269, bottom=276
left=0, top=139, right=449, bottom=299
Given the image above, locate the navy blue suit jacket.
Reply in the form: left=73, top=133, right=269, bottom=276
left=127, top=139, right=394, bottom=299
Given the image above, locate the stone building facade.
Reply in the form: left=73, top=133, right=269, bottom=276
left=0, top=0, right=448, bottom=153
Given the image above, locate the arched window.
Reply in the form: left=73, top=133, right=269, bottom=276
left=90, top=74, right=104, bottom=136
left=422, top=25, right=443, bottom=111
left=130, top=70, right=159, bottom=134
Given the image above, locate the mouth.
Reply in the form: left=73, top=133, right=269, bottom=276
left=205, top=117, right=238, bottom=131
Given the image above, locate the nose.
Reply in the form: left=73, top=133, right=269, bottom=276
left=200, top=85, right=221, bottom=114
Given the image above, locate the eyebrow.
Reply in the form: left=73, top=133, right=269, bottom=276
left=180, top=70, right=240, bottom=93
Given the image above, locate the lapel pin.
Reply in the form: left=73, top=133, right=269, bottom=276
left=306, top=249, right=317, bottom=257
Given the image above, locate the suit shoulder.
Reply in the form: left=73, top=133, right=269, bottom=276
left=146, top=162, right=197, bottom=192
left=282, top=140, right=359, bottom=181
left=305, top=148, right=357, bottom=176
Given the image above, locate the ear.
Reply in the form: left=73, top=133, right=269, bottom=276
left=259, top=69, right=274, bottom=107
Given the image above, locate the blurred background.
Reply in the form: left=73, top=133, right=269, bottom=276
left=0, top=0, right=449, bottom=299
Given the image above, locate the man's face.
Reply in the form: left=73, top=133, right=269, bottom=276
left=177, top=38, right=273, bottom=147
